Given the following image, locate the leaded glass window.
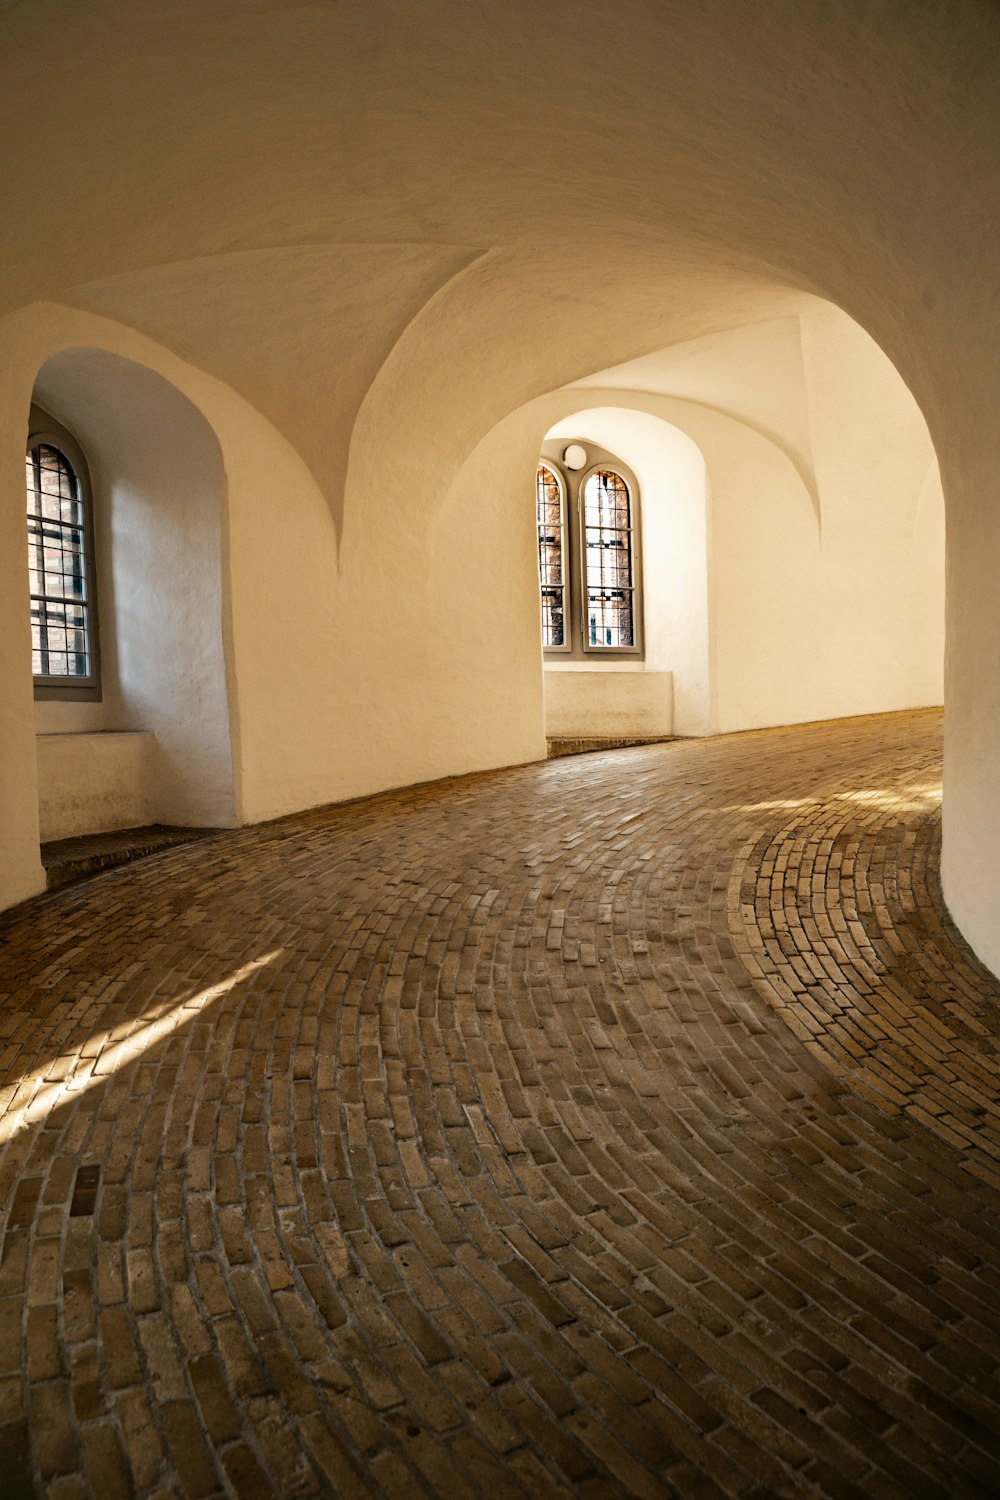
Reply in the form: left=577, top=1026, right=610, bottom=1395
left=536, top=462, right=566, bottom=648
left=26, top=442, right=94, bottom=682
left=582, top=469, right=634, bottom=648
left=534, top=444, right=642, bottom=659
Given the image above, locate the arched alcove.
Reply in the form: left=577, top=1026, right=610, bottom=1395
left=429, top=296, right=943, bottom=792
left=29, top=347, right=236, bottom=834
left=541, top=408, right=712, bottom=741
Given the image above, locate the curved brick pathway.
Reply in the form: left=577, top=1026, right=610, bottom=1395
left=1, top=709, right=998, bottom=1498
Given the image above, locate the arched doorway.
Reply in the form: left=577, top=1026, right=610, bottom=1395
left=28, top=348, right=236, bottom=843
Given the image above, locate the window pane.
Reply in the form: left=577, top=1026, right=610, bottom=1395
left=536, top=464, right=565, bottom=647
left=26, top=442, right=93, bottom=678
left=582, top=470, right=634, bottom=648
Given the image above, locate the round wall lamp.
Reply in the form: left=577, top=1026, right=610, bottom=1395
left=562, top=443, right=588, bottom=471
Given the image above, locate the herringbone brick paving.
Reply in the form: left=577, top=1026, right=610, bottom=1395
left=0, top=709, right=997, bottom=1497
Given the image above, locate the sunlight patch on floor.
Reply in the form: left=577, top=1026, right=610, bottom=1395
left=0, top=949, right=282, bottom=1145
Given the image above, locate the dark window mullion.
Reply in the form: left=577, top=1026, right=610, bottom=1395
left=30, top=447, right=51, bottom=675
left=537, top=463, right=567, bottom=648
left=581, top=469, right=636, bottom=650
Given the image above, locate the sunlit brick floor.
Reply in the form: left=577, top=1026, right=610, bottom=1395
left=1, top=708, right=998, bottom=1498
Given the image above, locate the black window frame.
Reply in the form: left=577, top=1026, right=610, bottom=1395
left=26, top=404, right=102, bottom=702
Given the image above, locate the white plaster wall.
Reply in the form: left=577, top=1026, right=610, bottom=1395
left=941, top=431, right=1000, bottom=978
left=797, top=307, right=944, bottom=710
left=570, top=315, right=818, bottom=520
left=0, top=376, right=45, bottom=909
left=227, top=348, right=549, bottom=821
left=705, top=412, right=827, bottom=731
left=37, top=731, right=153, bottom=841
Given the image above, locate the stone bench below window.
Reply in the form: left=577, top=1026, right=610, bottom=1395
left=36, top=730, right=155, bottom=842
left=543, top=670, right=673, bottom=741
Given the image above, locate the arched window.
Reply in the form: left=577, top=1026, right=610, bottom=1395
left=536, top=462, right=567, bottom=648
left=534, top=443, right=642, bottom=658
left=582, top=468, right=635, bottom=649
left=26, top=407, right=100, bottom=699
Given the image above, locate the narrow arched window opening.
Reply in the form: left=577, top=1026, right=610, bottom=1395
left=534, top=443, right=642, bottom=659
left=582, top=468, right=635, bottom=649
left=26, top=408, right=100, bottom=700
left=536, top=462, right=567, bottom=648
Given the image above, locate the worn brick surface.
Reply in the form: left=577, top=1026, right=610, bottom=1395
left=0, top=708, right=998, bottom=1497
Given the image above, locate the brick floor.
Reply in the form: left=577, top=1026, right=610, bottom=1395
left=0, top=708, right=998, bottom=1498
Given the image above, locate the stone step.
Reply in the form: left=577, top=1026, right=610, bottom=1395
left=547, top=734, right=675, bottom=758
left=41, top=824, right=218, bottom=891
